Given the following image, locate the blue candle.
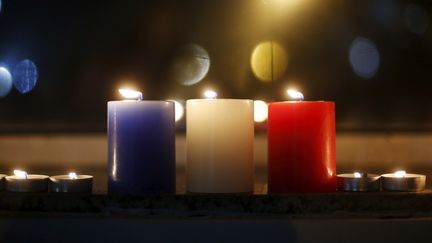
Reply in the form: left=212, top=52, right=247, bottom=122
left=108, top=89, right=175, bottom=194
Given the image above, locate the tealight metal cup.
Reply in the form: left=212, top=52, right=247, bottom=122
left=381, top=173, right=426, bottom=192
left=337, top=173, right=381, bottom=192
left=5, top=175, right=49, bottom=192
left=0, top=174, right=6, bottom=191
left=49, top=175, right=93, bottom=193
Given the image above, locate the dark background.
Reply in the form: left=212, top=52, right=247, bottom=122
left=0, top=0, right=431, bottom=132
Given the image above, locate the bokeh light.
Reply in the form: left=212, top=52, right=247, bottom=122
left=169, top=44, right=210, bottom=86
left=0, top=67, right=13, bottom=98
left=251, top=41, right=288, bottom=82
left=349, top=37, right=380, bottom=79
left=262, top=0, right=301, bottom=7
left=404, top=4, right=430, bottom=35
left=254, top=100, right=268, bottom=123
left=168, top=100, right=185, bottom=122
left=13, top=59, right=39, bottom=94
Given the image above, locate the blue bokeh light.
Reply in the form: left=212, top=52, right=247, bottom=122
left=13, top=59, right=38, bottom=94
left=0, top=67, right=13, bottom=98
left=349, top=37, right=380, bottom=79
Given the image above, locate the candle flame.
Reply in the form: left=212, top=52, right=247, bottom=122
left=394, top=170, right=406, bottom=178
left=203, top=90, right=217, bottom=99
left=287, top=89, right=304, bottom=101
left=14, top=169, right=28, bottom=179
left=118, top=88, right=143, bottom=100
left=353, top=172, right=362, bottom=178
left=68, top=172, right=78, bottom=179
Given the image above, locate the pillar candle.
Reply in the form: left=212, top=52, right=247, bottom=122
left=268, top=100, right=336, bottom=193
left=186, top=98, right=254, bottom=193
left=108, top=90, right=175, bottom=194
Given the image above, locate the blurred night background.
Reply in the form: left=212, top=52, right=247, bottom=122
left=0, top=0, right=431, bottom=132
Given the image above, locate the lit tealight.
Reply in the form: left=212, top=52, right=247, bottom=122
left=203, top=90, right=217, bottom=99
left=394, top=170, right=406, bottom=178
left=337, top=172, right=381, bottom=192
left=14, top=169, right=28, bottom=179
left=254, top=100, right=268, bottom=123
left=118, top=88, right=143, bottom=100
left=68, top=172, right=78, bottom=180
left=6, top=170, right=49, bottom=192
left=381, top=171, right=426, bottom=192
left=287, top=89, right=304, bottom=101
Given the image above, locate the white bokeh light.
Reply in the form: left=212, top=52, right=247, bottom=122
left=254, top=100, right=268, bottom=123
left=168, top=100, right=185, bottom=122
left=0, top=67, right=13, bottom=98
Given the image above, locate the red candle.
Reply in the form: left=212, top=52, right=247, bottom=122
left=268, top=99, right=336, bottom=193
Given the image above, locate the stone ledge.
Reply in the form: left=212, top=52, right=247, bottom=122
left=1, top=191, right=432, bottom=219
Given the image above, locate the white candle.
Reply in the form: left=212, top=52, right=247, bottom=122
left=381, top=170, right=426, bottom=192
left=5, top=170, right=49, bottom=192
left=186, top=91, right=254, bottom=193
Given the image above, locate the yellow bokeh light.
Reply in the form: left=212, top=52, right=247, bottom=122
left=250, top=41, right=288, bottom=82
left=262, top=0, right=301, bottom=6
left=254, top=100, right=268, bottom=123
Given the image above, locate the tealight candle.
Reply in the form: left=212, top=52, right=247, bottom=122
left=5, top=170, right=49, bottom=192
left=337, top=172, right=381, bottom=192
left=0, top=174, right=6, bottom=191
left=49, top=172, right=93, bottom=193
left=381, top=170, right=426, bottom=192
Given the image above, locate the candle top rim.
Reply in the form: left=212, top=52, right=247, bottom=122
left=5, top=174, right=49, bottom=180
left=50, top=175, right=93, bottom=180
left=269, top=101, right=334, bottom=104
left=337, top=173, right=380, bottom=179
left=187, top=98, right=253, bottom=102
left=381, top=173, right=426, bottom=178
left=108, top=100, right=174, bottom=104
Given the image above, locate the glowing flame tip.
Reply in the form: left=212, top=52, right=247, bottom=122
left=287, top=89, right=304, bottom=101
left=394, top=170, right=406, bottom=178
left=68, top=172, right=78, bottom=179
left=204, top=90, right=217, bottom=99
left=118, top=88, right=143, bottom=100
left=14, top=169, right=28, bottom=179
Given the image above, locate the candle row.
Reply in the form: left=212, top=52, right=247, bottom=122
left=0, top=171, right=93, bottom=193
left=108, top=88, right=336, bottom=194
left=337, top=171, right=426, bottom=192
